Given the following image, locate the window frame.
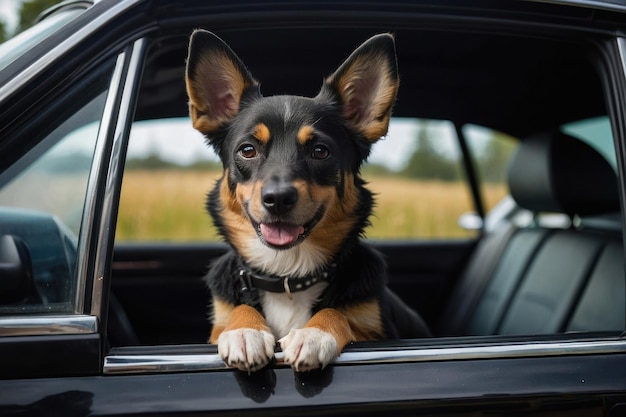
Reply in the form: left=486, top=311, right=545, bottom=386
left=0, top=36, right=146, bottom=378
left=0, top=0, right=624, bottom=390
left=103, top=31, right=626, bottom=377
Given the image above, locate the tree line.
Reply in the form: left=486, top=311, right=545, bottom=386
left=128, top=123, right=514, bottom=185
left=125, top=154, right=223, bottom=171
left=363, top=123, right=515, bottom=184
left=1, top=0, right=58, bottom=42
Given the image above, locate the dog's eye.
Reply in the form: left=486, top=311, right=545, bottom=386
left=312, top=145, right=330, bottom=160
left=238, top=144, right=257, bottom=159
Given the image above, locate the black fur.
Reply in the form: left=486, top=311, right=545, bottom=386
left=187, top=30, right=430, bottom=342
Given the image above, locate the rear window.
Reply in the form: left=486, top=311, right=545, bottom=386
left=561, top=116, right=615, bottom=169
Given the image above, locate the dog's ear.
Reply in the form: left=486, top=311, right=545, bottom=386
left=324, top=33, right=399, bottom=142
left=186, top=30, right=259, bottom=136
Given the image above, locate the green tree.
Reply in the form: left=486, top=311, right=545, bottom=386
left=17, top=0, right=59, bottom=33
left=0, top=20, right=7, bottom=43
left=362, top=162, right=394, bottom=177
left=402, top=123, right=460, bottom=181
left=475, top=132, right=516, bottom=183
left=126, top=153, right=178, bottom=170
left=187, top=158, right=223, bottom=171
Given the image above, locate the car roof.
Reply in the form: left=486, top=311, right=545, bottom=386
left=135, top=19, right=606, bottom=138
left=4, top=0, right=625, bottom=140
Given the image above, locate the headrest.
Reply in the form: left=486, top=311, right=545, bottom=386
left=507, top=130, right=619, bottom=217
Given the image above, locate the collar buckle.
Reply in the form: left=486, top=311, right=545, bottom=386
left=283, top=277, right=293, bottom=300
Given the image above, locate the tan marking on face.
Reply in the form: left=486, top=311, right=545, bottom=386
left=253, top=123, right=271, bottom=144
left=338, top=300, right=384, bottom=340
left=235, top=180, right=261, bottom=223
left=218, top=171, right=257, bottom=251
left=306, top=173, right=360, bottom=255
left=297, top=125, right=315, bottom=145
left=224, top=172, right=359, bottom=263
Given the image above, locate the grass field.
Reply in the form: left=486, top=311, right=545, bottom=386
left=116, top=170, right=507, bottom=242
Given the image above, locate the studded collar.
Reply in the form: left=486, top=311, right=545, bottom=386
left=237, top=260, right=335, bottom=300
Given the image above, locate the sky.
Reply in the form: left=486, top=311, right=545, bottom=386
left=0, top=0, right=464, bottom=172
left=0, top=0, right=20, bottom=32
left=54, top=116, right=455, bottom=172
left=128, top=117, right=432, bottom=171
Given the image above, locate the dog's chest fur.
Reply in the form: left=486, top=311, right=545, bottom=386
left=260, top=284, right=328, bottom=339
left=245, top=238, right=329, bottom=278
left=248, top=237, right=330, bottom=338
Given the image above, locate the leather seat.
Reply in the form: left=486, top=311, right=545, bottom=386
left=438, top=130, right=624, bottom=336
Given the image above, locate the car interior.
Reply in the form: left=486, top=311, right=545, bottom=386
left=107, top=23, right=624, bottom=347
left=439, top=130, right=624, bottom=336
left=1, top=21, right=624, bottom=348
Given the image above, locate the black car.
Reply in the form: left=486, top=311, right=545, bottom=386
left=1, top=0, right=626, bottom=415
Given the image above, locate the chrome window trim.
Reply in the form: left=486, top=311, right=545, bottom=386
left=538, top=0, right=626, bottom=13
left=76, top=38, right=147, bottom=318
left=103, top=338, right=626, bottom=375
left=614, top=37, right=626, bottom=211
left=618, top=37, right=626, bottom=83
left=0, top=315, right=97, bottom=337
left=0, top=0, right=140, bottom=101
left=90, top=37, right=147, bottom=318
left=75, top=51, right=127, bottom=314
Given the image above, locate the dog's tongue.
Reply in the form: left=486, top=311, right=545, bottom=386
left=260, top=223, right=304, bottom=247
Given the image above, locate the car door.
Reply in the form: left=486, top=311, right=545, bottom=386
left=0, top=0, right=146, bottom=381
left=110, top=49, right=484, bottom=345
left=2, top=1, right=626, bottom=417
left=0, top=60, right=117, bottom=384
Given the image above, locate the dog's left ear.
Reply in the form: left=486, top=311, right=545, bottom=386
left=324, top=33, right=399, bottom=142
left=185, top=30, right=259, bottom=137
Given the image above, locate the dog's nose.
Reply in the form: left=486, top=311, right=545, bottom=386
left=262, top=182, right=298, bottom=214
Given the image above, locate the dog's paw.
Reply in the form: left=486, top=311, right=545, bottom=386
left=217, top=328, right=276, bottom=372
left=279, top=328, right=338, bottom=372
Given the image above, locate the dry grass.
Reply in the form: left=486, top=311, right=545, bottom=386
left=116, top=170, right=220, bottom=241
left=116, top=170, right=508, bottom=241
left=367, top=177, right=474, bottom=239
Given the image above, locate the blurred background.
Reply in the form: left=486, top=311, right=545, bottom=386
left=0, top=0, right=55, bottom=42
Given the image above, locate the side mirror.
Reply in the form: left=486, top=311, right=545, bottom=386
left=0, top=235, right=39, bottom=304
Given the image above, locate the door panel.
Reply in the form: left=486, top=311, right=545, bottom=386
left=111, top=239, right=476, bottom=344
left=380, top=240, right=476, bottom=327
left=1, top=351, right=624, bottom=415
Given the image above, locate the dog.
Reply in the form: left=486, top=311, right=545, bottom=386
left=185, top=30, right=429, bottom=373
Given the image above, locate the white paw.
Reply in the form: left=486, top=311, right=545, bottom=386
left=278, top=328, right=338, bottom=372
left=217, top=328, right=276, bottom=372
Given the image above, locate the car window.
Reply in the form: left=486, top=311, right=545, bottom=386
left=464, top=120, right=617, bottom=220
left=0, top=8, right=83, bottom=72
left=463, top=124, right=517, bottom=214
left=562, top=116, right=616, bottom=169
left=121, top=118, right=617, bottom=243
left=363, top=118, right=475, bottom=239
left=100, top=20, right=626, bottom=392
left=0, top=68, right=113, bottom=315
left=116, top=117, right=477, bottom=242
left=116, top=118, right=218, bottom=242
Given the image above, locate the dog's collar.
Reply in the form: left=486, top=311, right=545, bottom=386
left=237, top=261, right=335, bottom=300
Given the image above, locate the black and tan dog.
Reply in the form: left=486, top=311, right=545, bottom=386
left=185, top=30, right=429, bottom=373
